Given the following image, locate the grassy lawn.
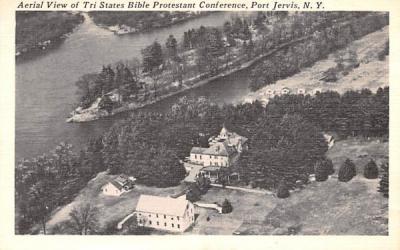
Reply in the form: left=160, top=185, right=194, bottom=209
left=47, top=172, right=185, bottom=230
left=237, top=137, right=388, bottom=235
left=190, top=137, right=388, bottom=235
left=47, top=137, right=388, bottom=235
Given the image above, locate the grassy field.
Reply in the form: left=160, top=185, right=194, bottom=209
left=244, top=26, right=389, bottom=103
left=190, top=137, right=388, bottom=235
left=47, top=137, right=388, bottom=235
left=46, top=172, right=185, bottom=230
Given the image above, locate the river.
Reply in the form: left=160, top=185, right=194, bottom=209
left=16, top=12, right=254, bottom=160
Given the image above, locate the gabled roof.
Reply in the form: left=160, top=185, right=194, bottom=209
left=190, top=147, right=207, bottom=154
left=108, top=180, right=125, bottom=191
left=136, top=195, right=189, bottom=217
left=202, top=142, right=236, bottom=156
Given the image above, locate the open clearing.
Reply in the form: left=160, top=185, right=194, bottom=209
left=47, top=138, right=388, bottom=235
left=243, top=26, right=389, bottom=103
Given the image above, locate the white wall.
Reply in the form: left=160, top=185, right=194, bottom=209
left=190, top=153, right=229, bottom=167
left=136, top=203, right=195, bottom=232
left=102, top=183, right=123, bottom=196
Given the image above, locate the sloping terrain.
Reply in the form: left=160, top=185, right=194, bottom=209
left=244, top=26, right=389, bottom=103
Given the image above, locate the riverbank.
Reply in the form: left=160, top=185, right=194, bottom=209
left=67, top=12, right=388, bottom=123
left=89, top=11, right=212, bottom=36
left=66, top=35, right=310, bottom=123
left=16, top=12, right=84, bottom=59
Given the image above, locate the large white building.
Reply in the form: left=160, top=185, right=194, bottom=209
left=184, top=125, right=248, bottom=183
left=188, top=125, right=247, bottom=168
left=135, top=195, right=195, bottom=233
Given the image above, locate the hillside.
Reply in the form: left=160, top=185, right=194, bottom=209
left=243, top=26, right=389, bottom=103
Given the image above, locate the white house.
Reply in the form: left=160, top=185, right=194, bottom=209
left=185, top=125, right=247, bottom=183
left=135, top=195, right=195, bottom=233
left=188, top=125, right=247, bottom=169
left=101, top=175, right=135, bottom=196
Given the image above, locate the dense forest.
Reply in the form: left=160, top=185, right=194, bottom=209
left=16, top=86, right=389, bottom=234
left=16, top=11, right=84, bottom=55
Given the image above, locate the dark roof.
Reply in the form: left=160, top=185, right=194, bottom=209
left=203, top=142, right=236, bottom=156
left=190, top=147, right=207, bottom=154
left=109, top=180, right=124, bottom=191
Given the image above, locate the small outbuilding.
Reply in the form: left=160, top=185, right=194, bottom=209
left=102, top=174, right=135, bottom=196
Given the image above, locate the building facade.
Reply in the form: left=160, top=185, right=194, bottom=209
left=184, top=125, right=247, bottom=183
left=135, top=195, right=195, bottom=233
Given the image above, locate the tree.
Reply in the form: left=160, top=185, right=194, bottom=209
left=221, top=199, right=233, bottom=214
left=165, top=34, right=178, bottom=61
left=276, top=180, right=290, bottom=198
left=314, top=160, right=329, bottom=182
left=196, top=174, right=211, bottom=194
left=186, top=183, right=202, bottom=202
left=66, top=203, right=98, bottom=235
left=314, top=157, right=334, bottom=181
left=338, top=158, right=356, bottom=182
left=75, top=73, right=100, bottom=108
left=27, top=180, right=52, bottom=234
left=141, top=41, right=163, bottom=73
left=364, top=159, right=379, bottom=179
left=378, top=162, right=388, bottom=198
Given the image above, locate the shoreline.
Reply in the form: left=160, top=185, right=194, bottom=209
left=16, top=16, right=84, bottom=61
left=66, top=35, right=310, bottom=123
left=93, top=12, right=213, bottom=36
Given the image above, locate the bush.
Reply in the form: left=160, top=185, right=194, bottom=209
left=276, top=181, right=290, bottom=199
left=314, top=158, right=333, bottom=182
left=221, top=199, right=233, bottom=214
left=378, top=162, right=389, bottom=198
left=338, top=159, right=357, bottom=182
left=364, top=159, right=379, bottom=179
left=186, top=184, right=202, bottom=202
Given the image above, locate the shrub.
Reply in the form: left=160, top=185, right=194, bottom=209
left=276, top=181, right=290, bottom=199
left=364, top=159, right=379, bottom=179
left=378, top=162, right=389, bottom=198
left=338, top=159, right=357, bottom=182
left=221, top=199, right=233, bottom=214
left=186, top=184, right=202, bottom=202
left=314, top=159, right=332, bottom=182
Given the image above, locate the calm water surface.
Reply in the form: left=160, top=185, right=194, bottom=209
left=16, top=12, right=253, bottom=160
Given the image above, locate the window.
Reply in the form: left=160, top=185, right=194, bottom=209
left=195, top=155, right=197, bottom=159
left=210, top=155, right=211, bottom=159
left=157, top=221, right=159, bottom=226
left=156, top=214, right=158, bottom=218
left=172, top=223, right=174, bottom=228
left=164, top=222, right=167, bottom=227
left=177, top=216, right=180, bottom=221
left=177, top=224, right=180, bottom=229
left=200, top=155, right=202, bottom=160
left=171, top=217, right=173, bottom=220
left=149, top=220, right=152, bottom=225
left=164, top=215, right=166, bottom=219
left=149, top=214, right=151, bottom=217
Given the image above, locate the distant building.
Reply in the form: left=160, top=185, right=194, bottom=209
left=135, top=195, right=195, bottom=232
left=281, top=87, right=290, bottom=95
left=185, top=125, right=247, bottom=183
left=297, top=88, right=306, bottom=95
left=101, top=174, right=135, bottom=196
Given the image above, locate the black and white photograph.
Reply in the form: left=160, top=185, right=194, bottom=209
left=13, top=10, right=390, bottom=236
